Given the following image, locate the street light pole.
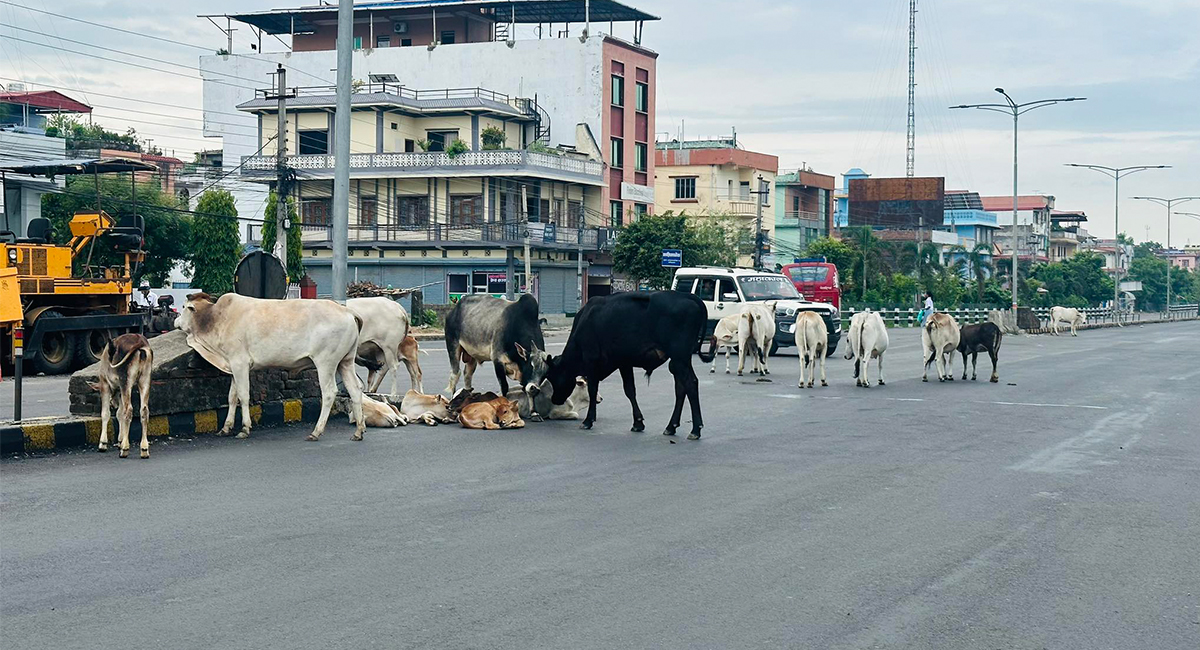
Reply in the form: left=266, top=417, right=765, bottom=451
left=1065, top=164, right=1169, bottom=325
left=1132, top=196, right=1199, bottom=315
left=951, top=90, right=1085, bottom=327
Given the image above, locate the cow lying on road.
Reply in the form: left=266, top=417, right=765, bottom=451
left=844, top=310, right=888, bottom=388
left=922, top=312, right=961, bottom=382
left=444, top=294, right=547, bottom=396
left=459, top=395, right=525, bottom=430
left=359, top=394, right=408, bottom=427
left=543, top=291, right=716, bottom=439
left=178, top=293, right=365, bottom=441
left=957, top=322, right=1003, bottom=382
left=507, top=377, right=601, bottom=421
left=1049, top=306, right=1087, bottom=336
left=794, top=311, right=828, bottom=388
left=399, top=390, right=456, bottom=425
left=93, top=333, right=153, bottom=458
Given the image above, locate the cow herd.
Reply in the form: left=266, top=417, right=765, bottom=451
left=91, top=289, right=1096, bottom=458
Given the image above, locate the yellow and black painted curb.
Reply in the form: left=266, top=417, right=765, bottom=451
left=1, top=398, right=323, bottom=456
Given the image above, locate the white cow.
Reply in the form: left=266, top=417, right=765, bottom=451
left=793, top=311, right=828, bottom=388
left=348, top=297, right=421, bottom=395
left=922, top=312, right=961, bottom=383
left=844, top=310, right=889, bottom=387
left=740, top=302, right=776, bottom=376
left=177, top=293, right=365, bottom=441
left=1049, top=306, right=1087, bottom=336
left=507, top=377, right=602, bottom=421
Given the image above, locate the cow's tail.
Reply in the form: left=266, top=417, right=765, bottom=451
left=353, top=314, right=364, bottom=333
left=697, top=327, right=717, bottom=364
left=107, top=343, right=142, bottom=370
left=992, top=325, right=1003, bottom=354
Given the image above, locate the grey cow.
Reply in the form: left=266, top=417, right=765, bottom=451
left=443, top=294, right=548, bottom=396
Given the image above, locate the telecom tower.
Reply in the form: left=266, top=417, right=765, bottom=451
left=906, top=0, right=917, bottom=178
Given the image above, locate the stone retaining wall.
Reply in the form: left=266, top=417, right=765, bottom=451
left=68, top=330, right=321, bottom=417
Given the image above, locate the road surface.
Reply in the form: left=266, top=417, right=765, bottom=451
left=2, top=321, right=1198, bottom=649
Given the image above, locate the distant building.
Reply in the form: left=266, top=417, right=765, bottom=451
left=943, top=190, right=999, bottom=273
left=774, top=168, right=835, bottom=256
left=1048, top=210, right=1093, bottom=262
left=0, top=89, right=92, bottom=236
left=1158, top=248, right=1200, bottom=272
left=980, top=194, right=1054, bottom=262
left=1081, top=238, right=1133, bottom=276
left=653, top=135, right=777, bottom=267
left=833, top=167, right=870, bottom=228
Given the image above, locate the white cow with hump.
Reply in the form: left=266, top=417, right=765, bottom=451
left=1048, top=306, right=1087, bottom=336
left=844, top=309, right=889, bottom=387
left=922, top=312, right=961, bottom=382
left=709, top=302, right=776, bottom=376
left=793, top=311, right=828, bottom=388
left=177, top=292, right=365, bottom=442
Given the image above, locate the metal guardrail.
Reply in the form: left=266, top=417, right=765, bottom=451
left=241, top=150, right=603, bottom=178
left=838, top=305, right=1170, bottom=329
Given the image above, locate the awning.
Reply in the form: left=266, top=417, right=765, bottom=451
left=0, top=157, right=159, bottom=177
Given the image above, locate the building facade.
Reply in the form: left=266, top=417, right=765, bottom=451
left=202, top=0, right=658, bottom=228
left=833, top=167, right=870, bottom=228
left=774, top=168, right=835, bottom=257
left=1048, top=210, right=1093, bottom=262
left=980, top=194, right=1054, bottom=262
left=942, top=191, right=999, bottom=274
left=653, top=137, right=777, bottom=267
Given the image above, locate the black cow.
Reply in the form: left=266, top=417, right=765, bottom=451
left=543, top=291, right=717, bottom=440
left=957, top=321, right=1003, bottom=382
left=444, top=294, right=547, bottom=396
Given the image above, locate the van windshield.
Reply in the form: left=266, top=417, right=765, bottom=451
left=787, top=265, right=830, bottom=284
left=738, top=275, right=801, bottom=300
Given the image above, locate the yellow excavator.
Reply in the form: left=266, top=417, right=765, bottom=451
left=1, top=157, right=157, bottom=374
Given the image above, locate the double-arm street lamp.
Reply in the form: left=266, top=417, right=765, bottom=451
left=951, top=89, right=1085, bottom=323
left=1131, top=196, right=1198, bottom=314
left=1065, top=164, right=1170, bottom=324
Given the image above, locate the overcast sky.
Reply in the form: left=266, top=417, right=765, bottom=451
left=3, top=0, right=1198, bottom=244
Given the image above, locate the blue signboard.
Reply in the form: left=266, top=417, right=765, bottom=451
left=661, top=249, right=683, bottom=268
left=543, top=223, right=556, bottom=243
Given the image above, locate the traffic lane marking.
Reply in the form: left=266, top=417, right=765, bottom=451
left=768, top=394, right=1107, bottom=410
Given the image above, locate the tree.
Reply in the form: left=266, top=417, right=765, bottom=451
left=481, top=126, right=507, bottom=150
left=190, top=190, right=242, bottom=295
left=262, top=192, right=305, bottom=281
left=1133, top=241, right=1163, bottom=259
left=844, top=226, right=879, bottom=299
left=950, top=242, right=994, bottom=303
left=611, top=212, right=738, bottom=289
left=40, top=175, right=190, bottom=286
left=45, top=114, right=144, bottom=152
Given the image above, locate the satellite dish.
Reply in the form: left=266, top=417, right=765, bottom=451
left=234, top=250, right=288, bottom=299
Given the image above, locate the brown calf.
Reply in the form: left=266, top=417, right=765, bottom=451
left=458, top=396, right=525, bottom=430
left=94, top=333, right=154, bottom=458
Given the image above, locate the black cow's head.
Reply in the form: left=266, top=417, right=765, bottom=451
left=543, top=354, right=578, bottom=406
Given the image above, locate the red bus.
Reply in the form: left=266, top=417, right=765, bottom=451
left=780, top=258, right=841, bottom=309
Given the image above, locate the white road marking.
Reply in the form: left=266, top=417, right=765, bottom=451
left=1170, top=368, right=1200, bottom=381
left=1010, top=409, right=1148, bottom=475
left=981, top=400, right=1107, bottom=410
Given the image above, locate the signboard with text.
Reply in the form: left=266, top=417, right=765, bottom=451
left=661, top=249, right=682, bottom=268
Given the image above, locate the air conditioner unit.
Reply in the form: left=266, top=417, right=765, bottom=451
left=393, top=21, right=408, bottom=34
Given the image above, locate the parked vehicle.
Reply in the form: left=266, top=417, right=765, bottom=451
left=781, top=258, right=841, bottom=310
left=671, top=266, right=841, bottom=355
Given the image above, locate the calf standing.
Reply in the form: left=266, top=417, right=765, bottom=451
left=95, top=333, right=154, bottom=459
left=957, top=322, right=1003, bottom=382
left=794, top=311, right=828, bottom=388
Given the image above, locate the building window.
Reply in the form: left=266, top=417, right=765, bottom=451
left=634, top=203, right=648, bottom=219
left=376, top=35, right=390, bottom=48
left=426, top=130, right=459, bottom=152
left=358, top=196, right=378, bottom=226
left=353, top=36, right=363, bottom=50
left=301, top=198, right=331, bottom=227
left=397, top=195, right=429, bottom=226
left=611, top=74, right=624, bottom=106
left=739, top=181, right=751, bottom=201
left=610, top=137, right=623, bottom=168
left=448, top=273, right=470, bottom=295
left=401, top=38, right=412, bottom=46
left=635, top=82, right=648, bottom=112
left=404, top=139, right=416, bottom=152
left=634, top=142, right=647, bottom=172
left=675, top=177, right=697, bottom=200
left=567, top=200, right=583, bottom=229
left=610, top=200, right=623, bottom=228
left=552, top=198, right=565, bottom=226
left=450, top=195, right=483, bottom=226
left=298, top=129, right=328, bottom=155
left=440, top=31, right=455, bottom=45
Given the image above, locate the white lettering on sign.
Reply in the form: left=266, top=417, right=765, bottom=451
left=621, top=182, right=655, bottom=204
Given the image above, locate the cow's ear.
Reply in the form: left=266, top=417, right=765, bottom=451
left=515, top=343, right=527, bottom=360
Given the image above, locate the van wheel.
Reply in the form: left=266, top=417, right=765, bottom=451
left=32, top=310, right=76, bottom=375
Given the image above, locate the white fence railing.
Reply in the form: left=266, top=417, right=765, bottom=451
left=840, top=304, right=1199, bottom=330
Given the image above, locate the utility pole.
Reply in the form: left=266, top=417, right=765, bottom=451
left=1065, top=164, right=1169, bottom=325
left=905, top=0, right=917, bottom=178
left=953, top=90, right=1085, bottom=327
left=521, top=185, right=532, bottom=294
left=268, top=64, right=296, bottom=272
left=330, top=0, right=353, bottom=303
left=1132, top=196, right=1199, bottom=316
left=576, top=215, right=584, bottom=311
left=752, top=174, right=766, bottom=270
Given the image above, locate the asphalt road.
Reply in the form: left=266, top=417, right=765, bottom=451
left=2, top=321, right=1198, bottom=649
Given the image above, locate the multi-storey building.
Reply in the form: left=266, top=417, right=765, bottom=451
left=1048, top=210, right=1092, bottom=262
left=942, top=190, right=998, bottom=273
left=774, top=168, right=835, bottom=256
left=833, top=167, right=870, bottom=228
left=202, top=0, right=659, bottom=307
left=980, top=194, right=1054, bottom=262
left=653, top=137, right=777, bottom=267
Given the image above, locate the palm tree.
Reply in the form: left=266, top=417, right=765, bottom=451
left=847, top=226, right=878, bottom=299
left=965, top=243, right=994, bottom=303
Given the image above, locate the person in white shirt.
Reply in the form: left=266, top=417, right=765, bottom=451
left=132, top=281, right=159, bottom=310
left=919, top=292, right=935, bottom=324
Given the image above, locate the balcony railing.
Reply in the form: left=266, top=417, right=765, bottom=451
left=1050, top=229, right=1079, bottom=241
left=249, top=221, right=614, bottom=251
left=778, top=210, right=823, bottom=224
left=241, top=150, right=603, bottom=179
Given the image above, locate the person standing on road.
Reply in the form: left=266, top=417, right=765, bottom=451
left=132, top=281, right=159, bottom=310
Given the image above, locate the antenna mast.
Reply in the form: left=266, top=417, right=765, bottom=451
left=906, top=0, right=917, bottom=177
